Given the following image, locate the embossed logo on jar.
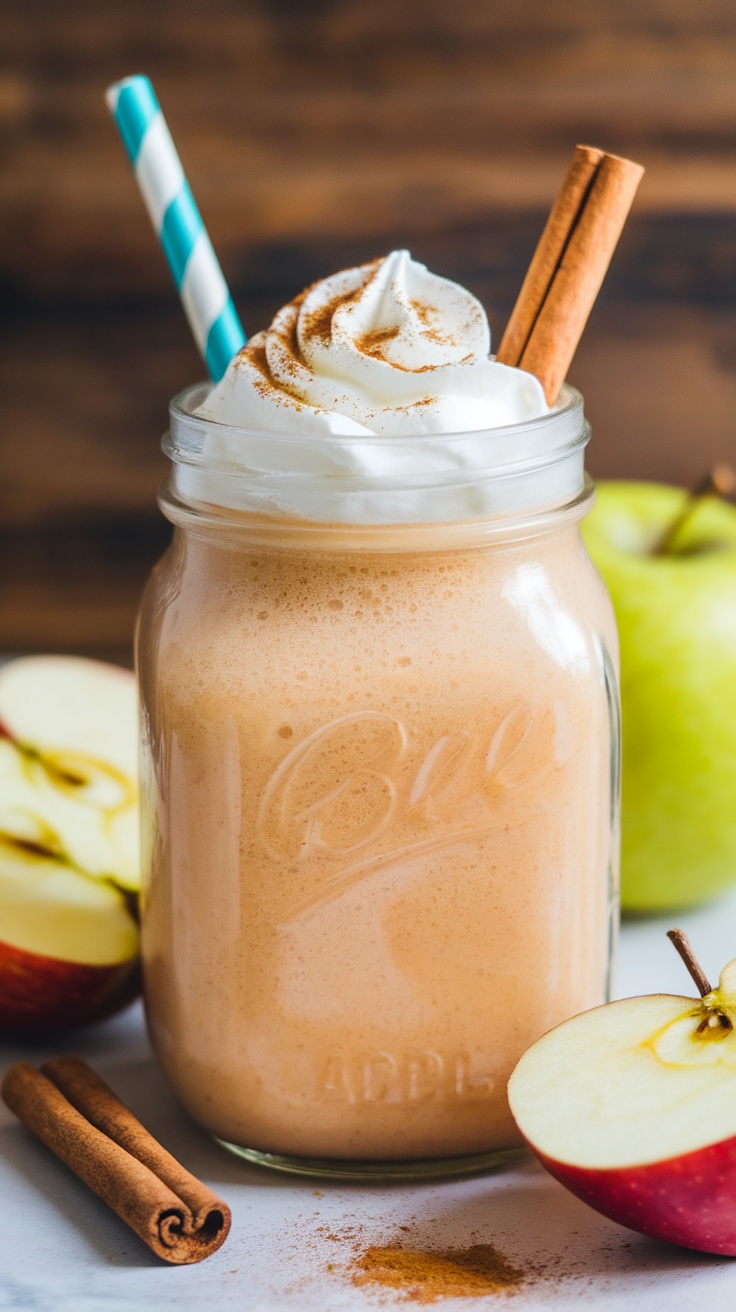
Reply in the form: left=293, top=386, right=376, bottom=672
left=316, top=1050, right=495, bottom=1105
left=259, top=703, right=566, bottom=916
left=259, top=711, right=406, bottom=862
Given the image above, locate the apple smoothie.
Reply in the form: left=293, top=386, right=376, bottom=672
left=138, top=253, right=619, bottom=1171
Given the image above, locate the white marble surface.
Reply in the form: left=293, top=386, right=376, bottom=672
left=2, top=894, right=736, bottom=1311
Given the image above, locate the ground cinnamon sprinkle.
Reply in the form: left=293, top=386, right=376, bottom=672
left=348, top=1241, right=524, bottom=1303
left=409, top=299, right=456, bottom=348
left=355, top=324, right=401, bottom=358
left=301, top=260, right=383, bottom=345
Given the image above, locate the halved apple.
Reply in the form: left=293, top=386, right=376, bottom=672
left=0, top=839, right=139, bottom=1034
left=508, top=949, right=736, bottom=1255
left=0, top=655, right=141, bottom=1033
left=0, top=656, right=139, bottom=890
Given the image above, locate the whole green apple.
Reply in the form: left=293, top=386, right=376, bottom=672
left=582, top=480, right=736, bottom=911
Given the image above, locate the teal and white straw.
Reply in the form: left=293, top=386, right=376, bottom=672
left=106, top=74, right=246, bottom=381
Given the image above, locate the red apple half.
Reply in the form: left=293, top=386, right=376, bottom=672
left=0, top=839, right=139, bottom=1035
left=0, top=656, right=141, bottom=1034
left=508, top=963, right=736, bottom=1255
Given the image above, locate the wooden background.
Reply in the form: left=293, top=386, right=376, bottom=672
left=3, top=0, right=736, bottom=663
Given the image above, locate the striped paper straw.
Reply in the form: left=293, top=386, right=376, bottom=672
left=106, top=75, right=246, bottom=381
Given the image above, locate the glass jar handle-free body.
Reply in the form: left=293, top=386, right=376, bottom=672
left=137, top=384, right=620, bottom=1178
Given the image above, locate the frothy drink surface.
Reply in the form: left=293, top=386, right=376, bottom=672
left=139, top=521, right=615, bottom=1159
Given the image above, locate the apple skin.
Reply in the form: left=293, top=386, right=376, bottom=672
left=581, top=481, right=736, bottom=910
left=532, top=1137, right=736, bottom=1257
left=0, top=938, right=141, bottom=1037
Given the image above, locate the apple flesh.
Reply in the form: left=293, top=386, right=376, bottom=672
left=0, top=655, right=138, bottom=782
left=0, top=656, right=141, bottom=1034
left=0, top=738, right=138, bottom=889
left=581, top=481, right=736, bottom=910
left=508, top=958, right=736, bottom=1255
left=0, top=840, right=138, bottom=964
left=0, top=657, right=139, bottom=891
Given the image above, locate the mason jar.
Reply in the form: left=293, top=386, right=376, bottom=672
left=136, top=382, right=619, bottom=1179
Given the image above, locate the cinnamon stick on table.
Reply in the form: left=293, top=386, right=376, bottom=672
left=1, top=1057, right=231, bottom=1265
left=496, top=144, right=644, bottom=404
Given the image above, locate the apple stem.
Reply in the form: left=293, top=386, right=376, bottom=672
left=667, top=929, right=734, bottom=1033
left=666, top=929, right=712, bottom=997
left=653, top=465, right=736, bottom=556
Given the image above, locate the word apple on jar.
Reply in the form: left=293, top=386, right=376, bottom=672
left=581, top=469, right=736, bottom=910
left=0, top=656, right=140, bottom=1034
left=508, top=930, right=736, bottom=1256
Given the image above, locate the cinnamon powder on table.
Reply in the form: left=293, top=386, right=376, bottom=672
left=347, top=1240, right=524, bottom=1303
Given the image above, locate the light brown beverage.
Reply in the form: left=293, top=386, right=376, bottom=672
left=138, top=507, right=617, bottom=1163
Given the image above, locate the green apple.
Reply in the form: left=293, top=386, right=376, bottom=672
left=582, top=480, right=736, bottom=910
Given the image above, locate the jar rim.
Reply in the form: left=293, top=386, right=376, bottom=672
left=164, top=380, right=590, bottom=531
left=167, top=381, right=585, bottom=474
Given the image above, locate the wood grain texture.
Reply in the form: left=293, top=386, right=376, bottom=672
left=1, top=0, right=736, bottom=656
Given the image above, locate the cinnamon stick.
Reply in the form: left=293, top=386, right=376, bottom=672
left=497, top=144, right=604, bottom=370
left=1, top=1058, right=231, bottom=1264
left=496, top=144, right=644, bottom=404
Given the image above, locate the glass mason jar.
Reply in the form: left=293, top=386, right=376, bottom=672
left=137, top=382, right=620, bottom=1179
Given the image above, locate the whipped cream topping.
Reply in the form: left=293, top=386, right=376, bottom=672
left=181, top=252, right=560, bottom=524
left=198, top=251, right=547, bottom=435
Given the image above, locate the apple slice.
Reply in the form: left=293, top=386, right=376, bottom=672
left=508, top=932, right=736, bottom=1255
left=0, top=656, right=139, bottom=892
left=0, top=738, right=138, bottom=889
left=0, top=839, right=139, bottom=1035
left=0, top=655, right=137, bottom=781
left=0, top=840, right=138, bottom=964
